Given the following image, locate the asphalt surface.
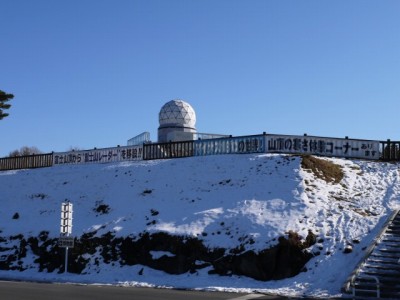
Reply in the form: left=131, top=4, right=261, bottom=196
left=0, top=281, right=296, bottom=300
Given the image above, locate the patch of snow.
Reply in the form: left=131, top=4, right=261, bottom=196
left=150, top=251, right=175, bottom=259
left=0, top=153, right=399, bottom=297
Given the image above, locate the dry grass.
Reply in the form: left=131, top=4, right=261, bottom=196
left=301, top=155, right=344, bottom=184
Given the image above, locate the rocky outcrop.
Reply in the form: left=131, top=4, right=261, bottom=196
left=211, top=231, right=315, bottom=280
left=0, top=230, right=316, bottom=281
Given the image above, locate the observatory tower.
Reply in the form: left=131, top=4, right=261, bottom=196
left=158, top=99, right=197, bottom=143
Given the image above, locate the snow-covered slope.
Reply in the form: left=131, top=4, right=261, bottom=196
left=0, top=154, right=399, bottom=297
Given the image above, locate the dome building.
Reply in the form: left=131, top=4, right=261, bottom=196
left=158, top=99, right=197, bottom=143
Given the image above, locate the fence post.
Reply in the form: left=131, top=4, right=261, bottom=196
left=386, top=139, right=391, bottom=161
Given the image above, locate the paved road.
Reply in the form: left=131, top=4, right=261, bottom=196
left=0, top=281, right=292, bottom=300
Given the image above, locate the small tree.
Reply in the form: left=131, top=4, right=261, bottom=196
left=0, top=90, right=14, bottom=120
left=9, top=146, right=43, bottom=157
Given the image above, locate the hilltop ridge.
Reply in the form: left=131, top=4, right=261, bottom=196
left=0, top=154, right=399, bottom=297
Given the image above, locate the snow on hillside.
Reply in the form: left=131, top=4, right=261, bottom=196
left=0, top=154, right=399, bottom=298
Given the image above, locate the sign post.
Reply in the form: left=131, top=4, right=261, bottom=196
left=59, top=202, right=73, bottom=273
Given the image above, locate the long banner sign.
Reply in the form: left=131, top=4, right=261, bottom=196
left=53, top=135, right=380, bottom=164
left=53, top=145, right=143, bottom=165
left=265, top=135, right=380, bottom=160
left=194, top=135, right=265, bottom=156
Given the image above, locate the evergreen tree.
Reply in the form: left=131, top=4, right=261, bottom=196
left=0, top=90, right=14, bottom=120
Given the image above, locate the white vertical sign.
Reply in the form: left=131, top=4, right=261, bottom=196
left=60, top=202, right=73, bottom=235
left=60, top=202, right=73, bottom=274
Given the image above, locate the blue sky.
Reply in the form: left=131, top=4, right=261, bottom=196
left=1, top=0, right=399, bottom=157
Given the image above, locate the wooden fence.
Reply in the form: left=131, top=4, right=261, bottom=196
left=0, top=153, right=53, bottom=171
left=380, top=140, right=400, bottom=161
left=143, top=141, right=194, bottom=160
left=1, top=139, right=400, bottom=171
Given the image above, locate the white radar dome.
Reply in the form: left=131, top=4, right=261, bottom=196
left=159, top=99, right=196, bottom=129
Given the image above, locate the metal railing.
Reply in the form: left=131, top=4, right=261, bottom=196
left=351, top=274, right=380, bottom=299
